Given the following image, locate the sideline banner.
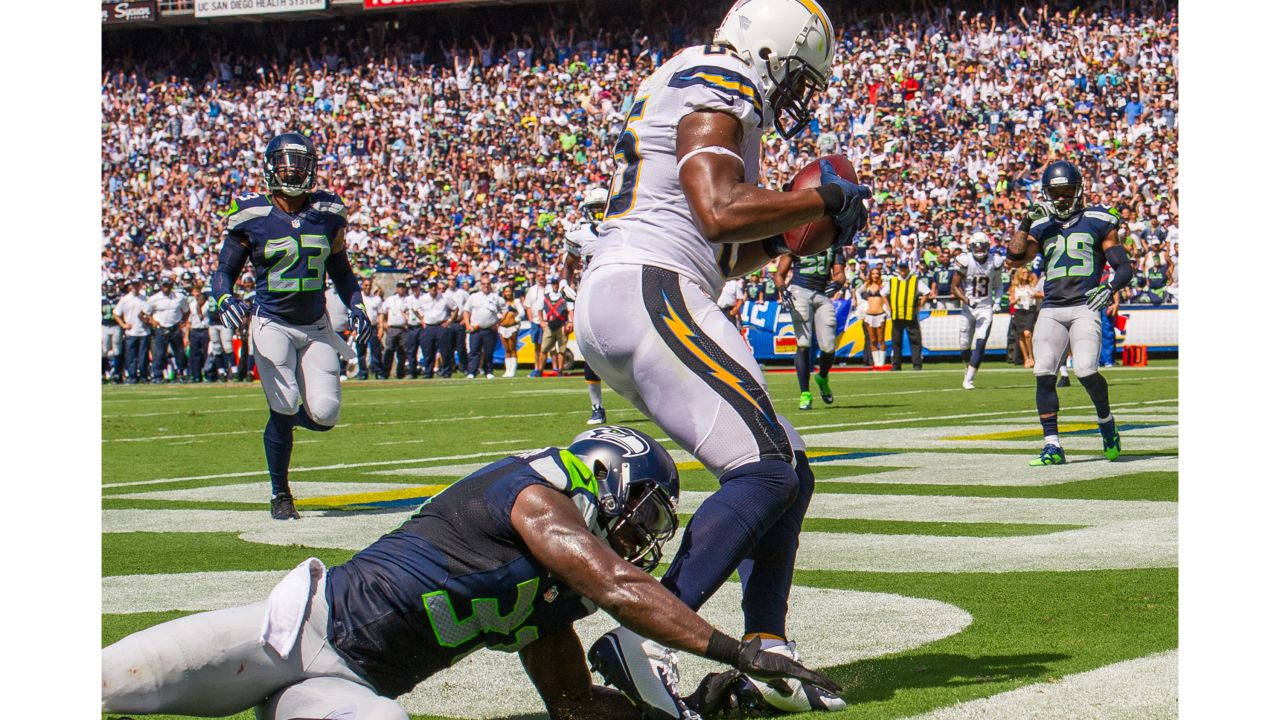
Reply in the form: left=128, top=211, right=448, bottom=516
left=364, top=0, right=468, bottom=8
left=195, top=0, right=326, bottom=19
left=102, top=1, right=156, bottom=24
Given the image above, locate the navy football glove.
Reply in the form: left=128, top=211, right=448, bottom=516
left=1085, top=284, right=1115, bottom=312
left=730, top=637, right=842, bottom=696
left=819, top=159, right=871, bottom=246
left=349, top=303, right=373, bottom=344
left=217, top=294, right=250, bottom=334
left=779, top=289, right=796, bottom=313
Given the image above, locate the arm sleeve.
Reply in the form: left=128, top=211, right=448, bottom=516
left=325, top=251, right=366, bottom=311
left=211, top=236, right=251, bottom=304
left=669, top=58, right=764, bottom=130
left=1104, top=245, right=1133, bottom=291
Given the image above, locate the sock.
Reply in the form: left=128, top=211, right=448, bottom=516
left=970, top=339, right=988, bottom=370
left=818, top=351, right=834, bottom=377
left=1035, top=374, right=1060, bottom=446
left=661, top=459, right=799, bottom=611
left=960, top=348, right=972, bottom=366
left=739, top=452, right=814, bottom=637
left=291, top=409, right=334, bottom=433
left=795, top=351, right=811, bottom=393
left=873, top=349, right=884, bottom=366
left=587, top=381, right=603, bottom=408
left=964, top=365, right=977, bottom=383
left=1076, top=372, right=1112, bottom=419
left=264, top=411, right=295, bottom=497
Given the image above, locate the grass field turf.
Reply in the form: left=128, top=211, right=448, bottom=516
left=102, top=360, right=1178, bottom=719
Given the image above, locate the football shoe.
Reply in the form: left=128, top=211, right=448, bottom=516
left=1100, top=421, right=1122, bottom=461
left=814, top=375, right=833, bottom=404
left=589, top=627, right=698, bottom=720
left=270, top=493, right=301, bottom=520
left=588, top=406, right=607, bottom=425
left=798, top=391, right=812, bottom=411
left=1028, top=445, right=1066, bottom=467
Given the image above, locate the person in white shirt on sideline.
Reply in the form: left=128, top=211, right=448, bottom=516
left=417, top=281, right=453, bottom=379
left=404, top=279, right=428, bottom=379
left=717, top=277, right=746, bottom=328
left=357, top=278, right=385, bottom=380
left=145, top=275, right=190, bottom=383
left=114, top=276, right=151, bottom=384
left=444, top=277, right=470, bottom=378
left=380, top=280, right=412, bottom=379
left=185, top=275, right=212, bottom=384
left=463, top=276, right=503, bottom=379
left=523, top=271, right=549, bottom=377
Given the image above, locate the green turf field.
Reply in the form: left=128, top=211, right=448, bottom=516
left=102, top=360, right=1178, bottom=720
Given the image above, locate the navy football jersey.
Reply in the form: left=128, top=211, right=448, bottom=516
left=789, top=245, right=841, bottom=292
left=102, top=295, right=117, bottom=326
left=1028, top=205, right=1119, bottom=309
left=325, top=448, right=603, bottom=698
left=931, top=263, right=954, bottom=296
left=224, top=190, right=347, bottom=325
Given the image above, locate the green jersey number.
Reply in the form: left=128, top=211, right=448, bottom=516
left=264, top=234, right=330, bottom=293
left=423, top=577, right=541, bottom=653
left=1043, top=232, right=1095, bottom=281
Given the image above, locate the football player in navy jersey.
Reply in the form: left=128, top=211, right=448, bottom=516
left=102, top=427, right=840, bottom=720
left=210, top=132, right=373, bottom=519
left=1006, top=160, right=1133, bottom=466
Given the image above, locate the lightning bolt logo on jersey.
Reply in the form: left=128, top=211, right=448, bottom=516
left=224, top=190, right=347, bottom=325
left=591, top=44, right=769, bottom=297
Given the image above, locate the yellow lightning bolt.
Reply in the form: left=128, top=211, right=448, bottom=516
left=659, top=296, right=770, bottom=419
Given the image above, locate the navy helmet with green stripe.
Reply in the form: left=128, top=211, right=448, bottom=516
left=569, top=426, right=680, bottom=571
left=264, top=132, right=317, bottom=197
left=1041, top=160, right=1085, bottom=220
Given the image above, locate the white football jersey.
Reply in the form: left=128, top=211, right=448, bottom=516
left=564, top=222, right=599, bottom=263
left=956, top=252, right=1004, bottom=309
left=591, top=45, right=770, bottom=296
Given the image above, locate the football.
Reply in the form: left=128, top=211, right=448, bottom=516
left=782, top=154, right=858, bottom=256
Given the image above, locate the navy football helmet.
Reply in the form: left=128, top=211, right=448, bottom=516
left=1041, top=161, right=1085, bottom=220
left=568, top=426, right=680, bottom=571
left=264, top=132, right=317, bottom=197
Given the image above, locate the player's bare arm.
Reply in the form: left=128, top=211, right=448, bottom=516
left=513, top=484, right=716, bottom=653
left=677, top=110, right=827, bottom=244
left=519, top=625, right=640, bottom=720
left=951, top=268, right=968, bottom=306
left=773, top=254, right=794, bottom=292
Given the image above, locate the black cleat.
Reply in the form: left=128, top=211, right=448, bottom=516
left=270, top=493, right=301, bottom=520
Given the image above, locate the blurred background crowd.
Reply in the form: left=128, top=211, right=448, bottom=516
left=101, top=0, right=1178, bottom=380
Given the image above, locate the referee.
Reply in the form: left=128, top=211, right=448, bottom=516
left=883, top=260, right=930, bottom=371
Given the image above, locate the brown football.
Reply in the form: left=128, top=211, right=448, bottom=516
left=782, top=154, right=858, bottom=256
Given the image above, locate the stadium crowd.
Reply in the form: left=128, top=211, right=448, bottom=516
left=101, top=0, right=1178, bottom=380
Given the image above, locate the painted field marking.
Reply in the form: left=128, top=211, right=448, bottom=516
left=810, top=451, right=1177, bottom=487
left=904, top=650, right=1177, bottom=720
left=101, top=573, right=970, bottom=719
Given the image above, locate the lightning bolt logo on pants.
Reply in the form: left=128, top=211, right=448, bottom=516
left=657, top=292, right=776, bottom=427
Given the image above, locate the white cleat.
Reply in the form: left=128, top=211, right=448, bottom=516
left=962, top=379, right=975, bottom=390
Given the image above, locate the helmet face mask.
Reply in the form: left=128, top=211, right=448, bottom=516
left=1040, top=161, right=1085, bottom=220
left=264, top=133, right=317, bottom=197
left=568, top=426, right=681, bottom=572
left=766, top=53, right=828, bottom=139
left=582, top=186, right=609, bottom=222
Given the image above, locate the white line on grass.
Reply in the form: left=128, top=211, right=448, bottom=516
left=102, top=449, right=531, bottom=488
left=790, top=398, right=1175, bottom=433
left=106, top=411, right=577, bottom=443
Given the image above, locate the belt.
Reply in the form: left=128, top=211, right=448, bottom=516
left=425, top=322, right=444, bottom=327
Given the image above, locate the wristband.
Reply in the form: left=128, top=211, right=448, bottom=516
left=815, top=184, right=846, bottom=215
left=705, top=629, right=743, bottom=666
left=763, top=235, right=789, bottom=259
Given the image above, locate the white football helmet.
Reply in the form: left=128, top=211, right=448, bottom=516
left=582, top=186, right=609, bottom=222
left=968, top=231, right=990, bottom=262
left=713, top=0, right=835, bottom=138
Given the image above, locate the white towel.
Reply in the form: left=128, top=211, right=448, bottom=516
left=260, top=557, right=325, bottom=659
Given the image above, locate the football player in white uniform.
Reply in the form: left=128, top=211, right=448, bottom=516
left=564, top=186, right=611, bottom=425
left=952, top=231, right=1005, bottom=389
left=575, top=1, right=867, bottom=717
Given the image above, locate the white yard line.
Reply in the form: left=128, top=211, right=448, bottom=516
left=102, top=450, right=528, bottom=488
left=105, top=411, right=575, bottom=443
left=904, top=651, right=1177, bottom=720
